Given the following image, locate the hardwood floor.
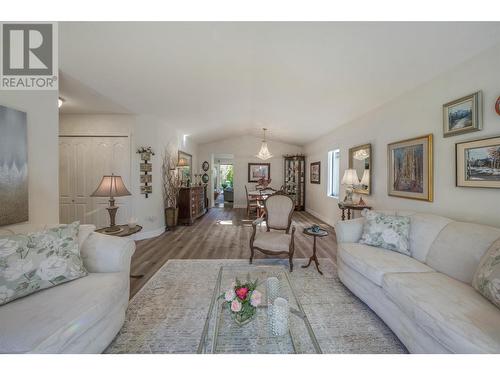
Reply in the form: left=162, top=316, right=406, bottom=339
left=130, top=207, right=337, bottom=297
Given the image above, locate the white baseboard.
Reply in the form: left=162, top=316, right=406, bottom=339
left=132, top=226, right=166, bottom=241
left=305, top=208, right=336, bottom=227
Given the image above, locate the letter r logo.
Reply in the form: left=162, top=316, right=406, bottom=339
left=2, top=24, right=53, bottom=76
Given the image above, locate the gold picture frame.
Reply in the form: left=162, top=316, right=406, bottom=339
left=443, top=91, right=482, bottom=137
left=349, top=143, right=371, bottom=195
left=387, top=134, right=433, bottom=202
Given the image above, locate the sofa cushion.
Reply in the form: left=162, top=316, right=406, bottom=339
left=472, top=238, right=500, bottom=309
left=338, top=243, right=434, bottom=286
left=408, top=214, right=453, bottom=262
left=359, top=211, right=411, bottom=255
left=0, top=222, right=88, bottom=306
left=0, top=272, right=127, bottom=353
left=425, top=222, right=500, bottom=284
left=382, top=272, right=500, bottom=353
left=253, top=231, right=291, bottom=252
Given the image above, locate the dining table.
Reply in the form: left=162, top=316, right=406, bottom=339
left=247, top=190, right=272, bottom=217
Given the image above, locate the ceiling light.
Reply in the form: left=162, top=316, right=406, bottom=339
left=256, top=128, right=273, bottom=160
left=58, top=97, right=64, bottom=108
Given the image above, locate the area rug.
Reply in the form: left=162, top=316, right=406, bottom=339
left=105, top=259, right=407, bottom=354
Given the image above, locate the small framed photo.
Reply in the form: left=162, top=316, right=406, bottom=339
left=456, top=136, right=500, bottom=188
left=443, top=91, right=482, bottom=137
left=140, top=185, right=152, bottom=194
left=310, top=162, right=320, bottom=184
left=140, top=163, right=152, bottom=172
left=140, top=174, right=152, bottom=184
left=248, top=163, right=270, bottom=182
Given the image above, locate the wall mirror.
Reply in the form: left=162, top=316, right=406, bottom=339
left=178, top=151, right=192, bottom=184
left=349, top=143, right=371, bottom=195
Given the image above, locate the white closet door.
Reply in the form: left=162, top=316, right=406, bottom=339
left=59, top=136, right=131, bottom=227
left=90, top=137, right=131, bottom=228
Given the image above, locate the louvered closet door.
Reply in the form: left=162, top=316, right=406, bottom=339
left=59, top=136, right=131, bottom=228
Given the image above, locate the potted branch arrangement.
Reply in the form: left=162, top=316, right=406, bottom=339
left=162, top=144, right=180, bottom=229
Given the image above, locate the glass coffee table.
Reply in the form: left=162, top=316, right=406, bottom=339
left=197, top=264, right=322, bottom=354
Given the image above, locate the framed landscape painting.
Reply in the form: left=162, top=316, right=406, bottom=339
left=443, top=91, right=482, bottom=137
left=0, top=105, right=28, bottom=226
left=456, top=136, right=500, bottom=188
left=310, top=161, right=320, bottom=184
left=248, top=163, right=270, bottom=182
left=387, top=134, right=433, bottom=201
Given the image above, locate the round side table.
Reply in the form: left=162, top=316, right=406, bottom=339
left=302, top=227, right=328, bottom=275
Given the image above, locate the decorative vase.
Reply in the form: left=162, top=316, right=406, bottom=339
left=127, top=217, right=138, bottom=229
left=165, top=207, right=178, bottom=228
left=270, top=297, right=289, bottom=336
left=266, top=277, right=280, bottom=305
left=231, top=308, right=257, bottom=326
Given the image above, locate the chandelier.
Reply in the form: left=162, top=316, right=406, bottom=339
left=256, top=128, right=273, bottom=160
left=353, top=149, right=369, bottom=160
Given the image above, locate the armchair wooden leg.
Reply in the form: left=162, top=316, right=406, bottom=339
left=289, top=254, right=293, bottom=272
left=250, top=247, right=254, bottom=264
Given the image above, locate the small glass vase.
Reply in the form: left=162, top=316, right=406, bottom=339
left=231, top=307, right=256, bottom=326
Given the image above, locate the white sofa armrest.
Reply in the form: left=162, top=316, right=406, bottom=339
left=334, top=218, right=365, bottom=243
left=80, top=232, right=136, bottom=273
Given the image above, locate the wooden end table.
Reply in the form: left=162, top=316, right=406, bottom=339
left=338, top=203, right=371, bottom=221
left=302, top=227, right=328, bottom=275
left=95, top=224, right=143, bottom=279
left=95, top=224, right=143, bottom=237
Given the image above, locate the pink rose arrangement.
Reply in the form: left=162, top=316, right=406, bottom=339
left=220, top=277, right=262, bottom=326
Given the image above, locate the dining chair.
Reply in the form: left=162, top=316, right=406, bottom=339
left=245, top=185, right=260, bottom=218
left=249, top=191, right=296, bottom=271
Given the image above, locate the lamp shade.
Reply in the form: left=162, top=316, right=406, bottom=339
left=91, top=175, right=131, bottom=198
left=360, top=169, right=370, bottom=186
left=341, top=169, right=359, bottom=185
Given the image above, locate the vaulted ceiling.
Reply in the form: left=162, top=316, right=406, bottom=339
left=59, top=22, right=500, bottom=145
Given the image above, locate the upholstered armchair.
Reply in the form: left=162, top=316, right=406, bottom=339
left=249, top=192, right=296, bottom=271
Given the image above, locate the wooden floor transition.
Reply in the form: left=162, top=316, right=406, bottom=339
left=130, top=207, right=337, bottom=298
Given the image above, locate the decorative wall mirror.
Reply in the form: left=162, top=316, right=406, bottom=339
left=348, top=143, right=372, bottom=195
left=178, top=151, right=192, bottom=184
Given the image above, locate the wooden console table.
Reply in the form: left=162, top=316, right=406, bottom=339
left=338, top=203, right=371, bottom=221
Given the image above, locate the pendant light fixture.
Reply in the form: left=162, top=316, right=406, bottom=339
left=256, top=128, right=273, bottom=160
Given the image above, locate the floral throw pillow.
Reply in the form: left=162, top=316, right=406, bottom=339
left=472, top=238, right=500, bottom=309
left=0, top=222, right=88, bottom=306
left=359, top=211, right=411, bottom=255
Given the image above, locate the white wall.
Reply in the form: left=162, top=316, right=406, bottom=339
left=60, top=113, right=198, bottom=237
left=198, top=135, right=302, bottom=208
left=304, top=43, right=500, bottom=227
left=1, top=91, right=59, bottom=231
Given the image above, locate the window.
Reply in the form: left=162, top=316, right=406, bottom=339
left=327, top=149, right=340, bottom=198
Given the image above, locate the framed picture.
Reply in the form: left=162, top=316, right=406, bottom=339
left=0, top=105, right=28, bottom=226
left=443, top=91, right=482, bottom=137
left=387, top=134, right=433, bottom=201
left=202, top=161, right=209, bottom=171
left=140, top=174, right=152, bottom=184
left=140, top=185, right=152, bottom=194
left=140, top=163, right=152, bottom=172
left=456, top=136, right=500, bottom=188
left=248, top=163, right=270, bottom=182
left=310, top=162, right=321, bottom=184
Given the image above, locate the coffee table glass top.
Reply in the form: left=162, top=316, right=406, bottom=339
left=198, top=264, right=322, bottom=354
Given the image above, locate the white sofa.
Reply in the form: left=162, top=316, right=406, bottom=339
left=0, top=224, right=135, bottom=353
left=334, top=210, right=500, bottom=353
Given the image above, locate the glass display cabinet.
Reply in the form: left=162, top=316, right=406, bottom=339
left=283, top=154, right=305, bottom=211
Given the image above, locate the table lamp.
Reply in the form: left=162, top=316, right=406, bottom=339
left=91, top=174, right=131, bottom=233
left=341, top=169, right=359, bottom=203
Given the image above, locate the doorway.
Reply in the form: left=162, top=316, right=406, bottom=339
left=213, top=157, right=234, bottom=208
